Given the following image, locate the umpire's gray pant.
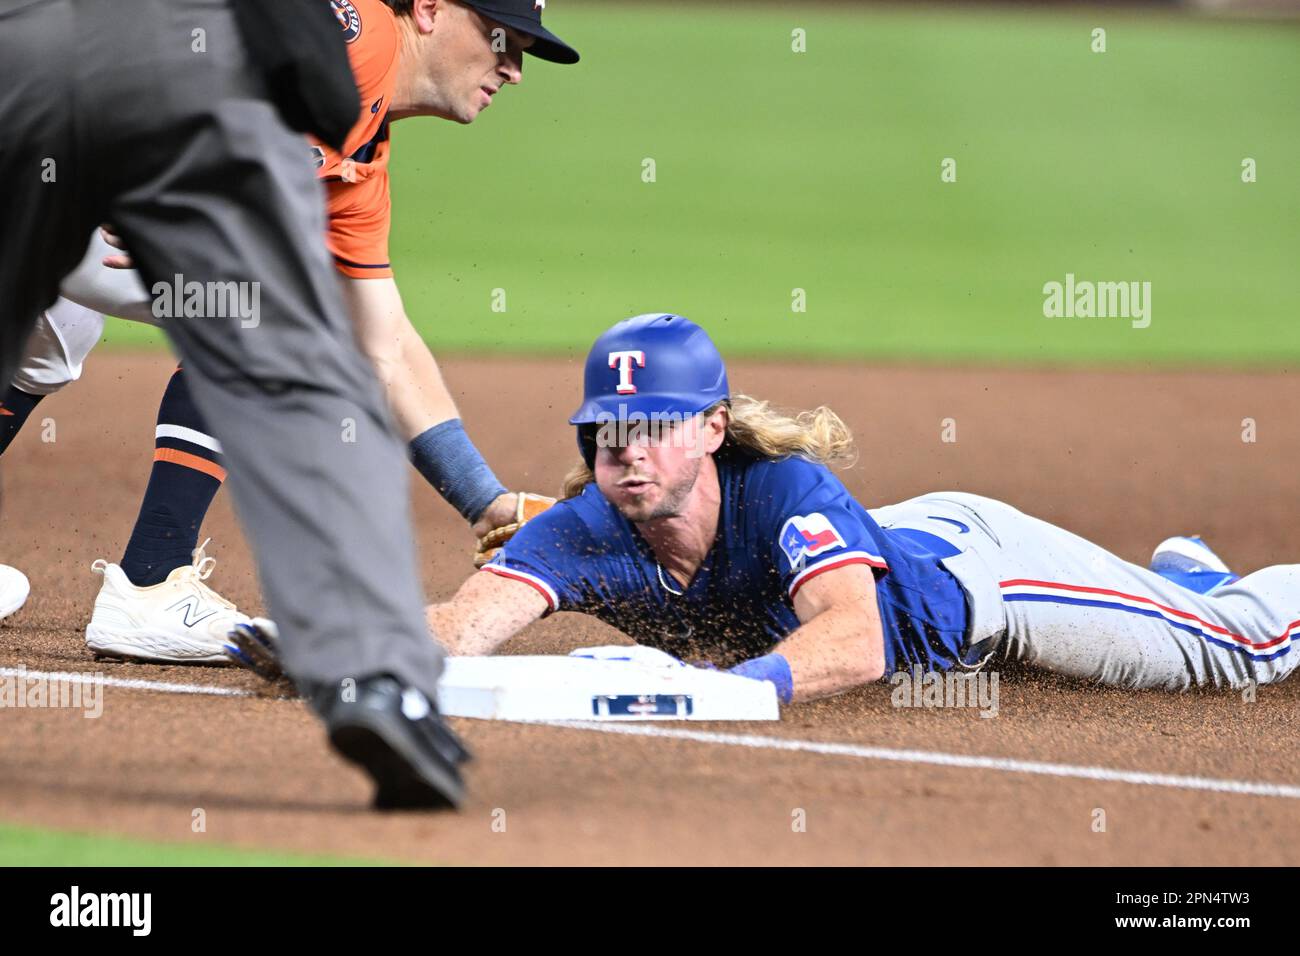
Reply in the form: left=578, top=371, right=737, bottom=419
left=0, top=0, right=446, bottom=701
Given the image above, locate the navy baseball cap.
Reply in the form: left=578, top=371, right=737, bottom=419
left=570, top=314, right=730, bottom=424
left=462, top=0, right=579, bottom=64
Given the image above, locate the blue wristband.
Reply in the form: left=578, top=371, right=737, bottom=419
left=730, top=653, right=794, bottom=704
left=408, top=420, right=508, bottom=524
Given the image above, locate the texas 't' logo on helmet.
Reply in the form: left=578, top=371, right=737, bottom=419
left=608, top=350, right=645, bottom=395
left=330, top=0, right=363, bottom=43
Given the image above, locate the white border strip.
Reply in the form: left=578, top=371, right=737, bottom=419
left=0, top=667, right=251, bottom=698
left=480, top=564, right=560, bottom=610
left=155, top=424, right=223, bottom=454
left=788, top=550, right=886, bottom=597
left=535, top=721, right=1300, bottom=800
left=6, top=667, right=1297, bottom=800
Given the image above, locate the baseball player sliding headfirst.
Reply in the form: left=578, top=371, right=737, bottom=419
left=235, top=313, right=1299, bottom=698
left=0, top=0, right=573, bottom=650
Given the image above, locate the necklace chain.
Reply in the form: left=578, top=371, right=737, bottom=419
left=656, top=562, right=685, bottom=596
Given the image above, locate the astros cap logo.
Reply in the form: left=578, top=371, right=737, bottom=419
left=330, top=0, right=363, bottom=43
left=608, top=350, right=645, bottom=395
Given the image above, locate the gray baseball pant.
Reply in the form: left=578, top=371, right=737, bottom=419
left=0, top=0, right=446, bottom=701
left=871, top=492, right=1299, bottom=690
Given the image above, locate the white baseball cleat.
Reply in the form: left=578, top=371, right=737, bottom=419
left=0, top=564, right=31, bottom=622
left=84, top=540, right=249, bottom=664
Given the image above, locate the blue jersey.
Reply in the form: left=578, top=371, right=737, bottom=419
left=485, top=452, right=973, bottom=673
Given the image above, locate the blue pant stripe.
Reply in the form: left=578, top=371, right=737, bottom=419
left=1002, top=594, right=1293, bottom=662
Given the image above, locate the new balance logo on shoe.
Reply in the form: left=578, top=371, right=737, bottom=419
left=165, top=595, right=220, bottom=629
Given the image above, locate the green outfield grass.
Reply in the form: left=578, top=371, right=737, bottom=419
left=105, top=3, right=1300, bottom=366
left=0, top=823, right=397, bottom=866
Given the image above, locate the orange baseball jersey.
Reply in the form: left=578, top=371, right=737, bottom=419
left=313, top=0, right=401, bottom=279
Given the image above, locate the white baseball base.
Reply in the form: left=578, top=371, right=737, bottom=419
left=437, top=656, right=780, bottom=722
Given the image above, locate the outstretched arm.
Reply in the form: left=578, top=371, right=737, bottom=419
left=340, top=276, right=460, bottom=440
left=425, top=570, right=550, bottom=656
left=341, top=276, right=518, bottom=534
left=734, top=564, right=885, bottom=704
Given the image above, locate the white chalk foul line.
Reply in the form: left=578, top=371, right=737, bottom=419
left=538, top=721, right=1300, bottom=801
left=7, top=667, right=1297, bottom=800
left=0, top=667, right=252, bottom=698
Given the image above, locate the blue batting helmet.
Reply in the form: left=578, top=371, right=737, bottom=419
left=569, top=313, right=729, bottom=425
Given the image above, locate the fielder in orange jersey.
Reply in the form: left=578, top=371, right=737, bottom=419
left=0, top=0, right=575, bottom=660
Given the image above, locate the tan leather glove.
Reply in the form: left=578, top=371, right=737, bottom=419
left=473, top=493, right=557, bottom=568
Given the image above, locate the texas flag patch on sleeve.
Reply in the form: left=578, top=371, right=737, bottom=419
left=779, top=513, right=846, bottom=568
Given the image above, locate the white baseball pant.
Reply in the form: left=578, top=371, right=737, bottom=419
left=11, top=230, right=154, bottom=396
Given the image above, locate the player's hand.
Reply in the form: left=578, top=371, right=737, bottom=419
left=471, top=492, right=522, bottom=538
left=472, top=492, right=556, bottom=567
left=98, top=225, right=134, bottom=270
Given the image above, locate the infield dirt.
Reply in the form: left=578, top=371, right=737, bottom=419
left=1, top=353, right=1297, bottom=865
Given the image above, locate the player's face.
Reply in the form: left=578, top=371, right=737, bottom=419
left=419, top=2, right=532, bottom=124
left=594, top=410, right=728, bottom=523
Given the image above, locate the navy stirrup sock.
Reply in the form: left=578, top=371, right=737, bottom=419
left=0, top=386, right=44, bottom=455
left=119, top=368, right=226, bottom=587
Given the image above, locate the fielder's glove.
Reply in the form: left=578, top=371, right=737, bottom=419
left=473, top=492, right=557, bottom=567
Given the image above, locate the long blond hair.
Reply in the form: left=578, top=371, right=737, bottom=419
left=561, top=394, right=857, bottom=499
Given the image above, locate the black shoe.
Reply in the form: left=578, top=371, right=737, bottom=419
left=320, top=675, right=470, bottom=810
